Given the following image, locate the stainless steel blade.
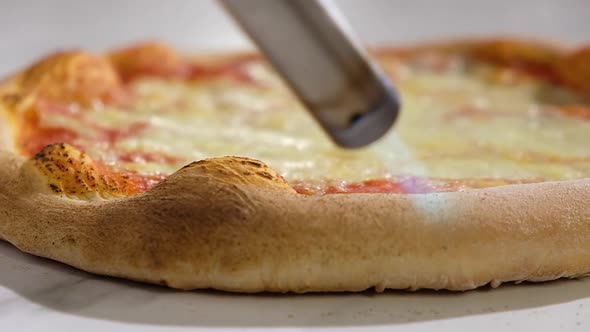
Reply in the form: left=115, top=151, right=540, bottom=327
left=220, top=0, right=401, bottom=148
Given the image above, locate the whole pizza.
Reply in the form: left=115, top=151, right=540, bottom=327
left=0, top=39, right=589, bottom=293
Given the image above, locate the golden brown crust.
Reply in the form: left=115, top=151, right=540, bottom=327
left=0, top=98, right=14, bottom=152
left=26, top=144, right=295, bottom=199
left=1, top=151, right=590, bottom=292
left=557, top=47, right=590, bottom=95
left=25, top=143, right=144, bottom=198
left=178, top=157, right=296, bottom=193
left=375, top=38, right=567, bottom=59
left=108, top=41, right=187, bottom=82
left=376, top=38, right=582, bottom=89
left=468, top=39, right=564, bottom=70
left=0, top=39, right=590, bottom=292
left=19, top=51, right=122, bottom=104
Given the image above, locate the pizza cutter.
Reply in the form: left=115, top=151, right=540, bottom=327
left=220, top=0, right=401, bottom=148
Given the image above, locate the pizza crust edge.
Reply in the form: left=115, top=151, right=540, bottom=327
left=0, top=40, right=589, bottom=292
left=1, top=149, right=590, bottom=292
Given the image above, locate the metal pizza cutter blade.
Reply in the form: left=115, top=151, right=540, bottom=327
left=220, top=0, right=401, bottom=148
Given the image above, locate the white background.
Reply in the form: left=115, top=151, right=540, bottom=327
left=1, top=1, right=590, bottom=331
left=0, top=0, right=588, bottom=75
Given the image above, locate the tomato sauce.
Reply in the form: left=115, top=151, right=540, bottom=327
left=116, top=150, right=183, bottom=164
left=291, top=177, right=541, bottom=195
left=188, top=56, right=259, bottom=84
left=551, top=105, right=590, bottom=121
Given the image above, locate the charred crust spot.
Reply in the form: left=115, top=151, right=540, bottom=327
left=34, top=151, right=46, bottom=159
left=257, top=171, right=274, bottom=180
left=49, top=183, right=61, bottom=193
left=246, top=160, right=263, bottom=168
left=55, top=162, right=67, bottom=172
left=180, top=161, right=201, bottom=170
left=1, top=93, right=21, bottom=105
left=26, top=143, right=139, bottom=199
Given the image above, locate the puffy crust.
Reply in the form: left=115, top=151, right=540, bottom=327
left=467, top=39, right=564, bottom=71
left=1, top=151, right=590, bottom=292
left=558, top=47, right=590, bottom=95
left=178, top=157, right=295, bottom=193
left=108, top=41, right=187, bottom=81
left=0, top=39, right=590, bottom=292
left=19, top=51, right=122, bottom=104
left=377, top=38, right=582, bottom=89
left=25, top=143, right=143, bottom=198
left=26, top=144, right=295, bottom=199
left=376, top=38, right=566, bottom=59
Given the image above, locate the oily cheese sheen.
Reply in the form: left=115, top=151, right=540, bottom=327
left=38, top=58, right=590, bottom=183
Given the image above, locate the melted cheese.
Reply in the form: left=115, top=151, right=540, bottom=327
left=39, top=58, right=590, bottom=182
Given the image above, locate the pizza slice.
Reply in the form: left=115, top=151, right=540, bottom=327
left=0, top=40, right=589, bottom=292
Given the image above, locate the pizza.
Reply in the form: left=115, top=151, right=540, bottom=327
left=0, top=39, right=589, bottom=293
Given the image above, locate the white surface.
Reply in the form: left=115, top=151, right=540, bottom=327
left=1, top=241, right=590, bottom=331
left=0, top=0, right=589, bottom=75
left=1, top=0, right=590, bottom=331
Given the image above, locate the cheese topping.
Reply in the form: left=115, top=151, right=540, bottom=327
left=34, top=55, right=590, bottom=185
